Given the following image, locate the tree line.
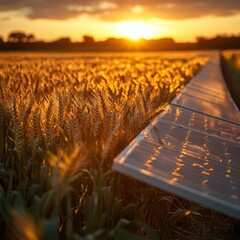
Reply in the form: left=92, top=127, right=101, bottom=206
left=0, top=31, right=240, bottom=51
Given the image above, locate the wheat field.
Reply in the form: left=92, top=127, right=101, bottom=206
left=0, top=53, right=235, bottom=239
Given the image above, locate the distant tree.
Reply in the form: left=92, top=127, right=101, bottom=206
left=8, top=32, right=25, bottom=43
left=8, top=31, right=35, bottom=43
left=158, top=38, right=175, bottom=45
left=196, top=36, right=207, bottom=44
left=0, top=36, right=3, bottom=43
left=26, top=34, right=35, bottom=42
left=83, top=35, right=95, bottom=43
left=54, top=37, right=72, bottom=45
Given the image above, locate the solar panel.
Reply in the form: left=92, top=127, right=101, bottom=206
left=162, top=104, right=239, bottom=143
left=113, top=52, right=240, bottom=219
left=114, top=117, right=240, bottom=219
left=172, top=55, right=239, bottom=124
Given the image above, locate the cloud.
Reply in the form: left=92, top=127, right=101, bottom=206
left=0, top=0, right=240, bottom=21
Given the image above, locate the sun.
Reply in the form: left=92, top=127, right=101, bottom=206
left=116, top=21, right=154, bottom=40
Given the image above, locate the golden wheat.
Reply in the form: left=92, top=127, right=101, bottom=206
left=2, top=53, right=225, bottom=239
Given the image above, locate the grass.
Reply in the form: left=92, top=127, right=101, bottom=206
left=0, top=53, right=237, bottom=239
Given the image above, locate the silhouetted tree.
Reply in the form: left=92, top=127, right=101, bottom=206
left=26, top=34, right=35, bottom=42
left=196, top=36, right=207, bottom=44
left=53, top=37, right=72, bottom=45
left=83, top=35, right=95, bottom=43
left=8, top=31, right=35, bottom=43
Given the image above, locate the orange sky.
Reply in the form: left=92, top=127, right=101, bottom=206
left=0, top=1, right=240, bottom=42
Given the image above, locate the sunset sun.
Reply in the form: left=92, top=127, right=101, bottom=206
left=117, top=21, right=154, bottom=40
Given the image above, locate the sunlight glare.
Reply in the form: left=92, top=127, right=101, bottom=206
left=117, top=21, right=154, bottom=40
left=132, top=5, right=144, bottom=14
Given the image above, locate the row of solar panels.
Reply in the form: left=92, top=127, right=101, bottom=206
left=113, top=52, right=240, bottom=219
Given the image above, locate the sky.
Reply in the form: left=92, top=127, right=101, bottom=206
left=0, top=0, right=240, bottom=42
